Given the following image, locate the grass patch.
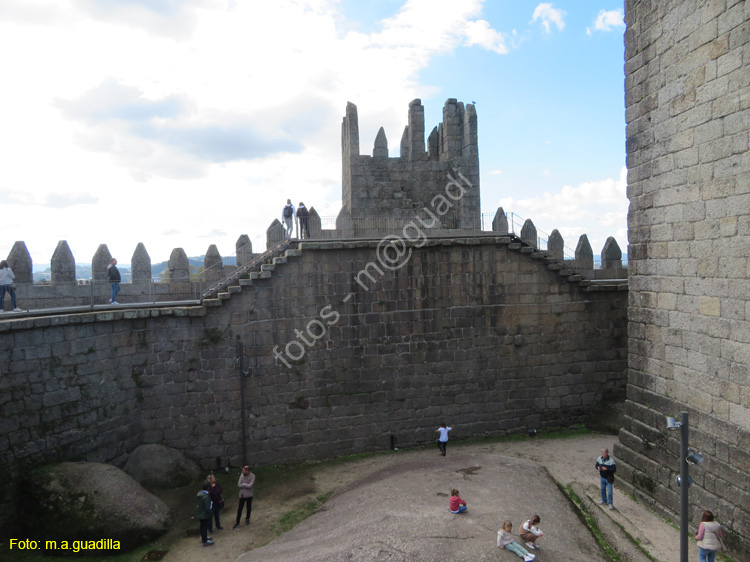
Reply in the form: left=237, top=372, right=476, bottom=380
left=563, top=484, right=622, bottom=562
left=252, top=451, right=385, bottom=490
left=271, top=492, right=334, bottom=536
left=453, top=426, right=591, bottom=448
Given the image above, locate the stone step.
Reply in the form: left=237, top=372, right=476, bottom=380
left=218, top=292, right=231, bottom=300
left=272, top=256, right=287, bottom=265
left=261, top=264, right=276, bottom=271
left=239, top=279, right=254, bottom=287
left=228, top=286, right=242, bottom=293
left=203, top=299, right=222, bottom=307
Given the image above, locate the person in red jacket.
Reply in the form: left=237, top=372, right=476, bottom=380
left=449, top=488, right=467, bottom=514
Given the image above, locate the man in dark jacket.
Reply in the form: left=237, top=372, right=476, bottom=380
left=297, top=202, right=310, bottom=239
left=196, top=483, right=214, bottom=546
left=107, top=258, right=121, bottom=304
left=595, top=448, right=617, bottom=510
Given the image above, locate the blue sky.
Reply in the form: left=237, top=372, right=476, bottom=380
left=0, top=0, right=627, bottom=266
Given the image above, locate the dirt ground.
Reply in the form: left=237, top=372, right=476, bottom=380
left=134, top=432, right=704, bottom=562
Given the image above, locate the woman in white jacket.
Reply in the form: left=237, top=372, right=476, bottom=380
left=0, top=260, right=20, bottom=312
left=695, top=510, right=723, bottom=562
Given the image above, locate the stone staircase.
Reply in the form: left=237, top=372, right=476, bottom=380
left=200, top=239, right=299, bottom=306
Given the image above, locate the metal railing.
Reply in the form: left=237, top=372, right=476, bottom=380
left=0, top=278, right=204, bottom=316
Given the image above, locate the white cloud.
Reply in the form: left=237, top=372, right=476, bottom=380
left=592, top=9, right=624, bottom=33
left=497, top=167, right=628, bottom=255
left=68, top=0, right=216, bottom=39
left=463, top=19, right=508, bottom=54
left=0, top=0, right=622, bottom=266
left=44, top=193, right=99, bottom=208
left=531, top=3, right=565, bottom=34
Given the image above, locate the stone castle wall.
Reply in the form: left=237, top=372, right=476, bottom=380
left=619, top=0, right=750, bottom=556
left=0, top=236, right=627, bottom=533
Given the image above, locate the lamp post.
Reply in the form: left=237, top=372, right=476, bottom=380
left=679, top=411, right=689, bottom=562
left=667, top=411, right=702, bottom=562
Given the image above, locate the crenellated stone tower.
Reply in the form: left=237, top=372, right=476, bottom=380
left=341, top=98, right=480, bottom=231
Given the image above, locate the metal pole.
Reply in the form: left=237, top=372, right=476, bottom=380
left=238, top=341, right=247, bottom=467
left=680, top=411, right=689, bottom=562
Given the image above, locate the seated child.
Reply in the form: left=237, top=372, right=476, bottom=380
left=520, top=515, right=543, bottom=550
left=497, top=520, right=535, bottom=561
left=449, top=488, right=467, bottom=514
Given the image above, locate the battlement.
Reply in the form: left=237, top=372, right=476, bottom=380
left=341, top=99, right=480, bottom=229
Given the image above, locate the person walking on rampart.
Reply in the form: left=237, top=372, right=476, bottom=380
left=596, top=447, right=616, bottom=510
left=282, top=199, right=296, bottom=239
left=233, top=465, right=255, bottom=529
left=107, top=258, right=121, bottom=304
left=297, top=202, right=310, bottom=239
left=0, top=260, right=21, bottom=312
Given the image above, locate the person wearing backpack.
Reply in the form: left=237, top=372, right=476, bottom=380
left=282, top=199, right=296, bottom=239
left=297, top=202, right=310, bottom=239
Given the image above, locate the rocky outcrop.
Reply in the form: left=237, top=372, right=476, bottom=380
left=123, top=444, right=202, bottom=489
left=23, top=462, right=171, bottom=553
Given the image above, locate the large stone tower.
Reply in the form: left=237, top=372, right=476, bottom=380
left=619, top=0, right=750, bottom=556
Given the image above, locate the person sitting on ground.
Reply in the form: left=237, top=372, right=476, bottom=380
left=497, top=520, right=535, bottom=561
left=520, top=514, right=543, bottom=550
left=449, top=488, right=467, bottom=514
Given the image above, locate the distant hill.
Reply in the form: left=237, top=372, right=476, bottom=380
left=32, top=256, right=205, bottom=283
left=151, top=257, right=205, bottom=279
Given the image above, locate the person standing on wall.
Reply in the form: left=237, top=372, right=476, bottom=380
left=297, top=202, right=310, bottom=239
left=107, top=258, right=121, bottom=304
left=0, top=260, right=21, bottom=312
left=595, top=447, right=616, bottom=510
left=233, top=465, right=255, bottom=529
left=282, top=199, right=296, bottom=239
